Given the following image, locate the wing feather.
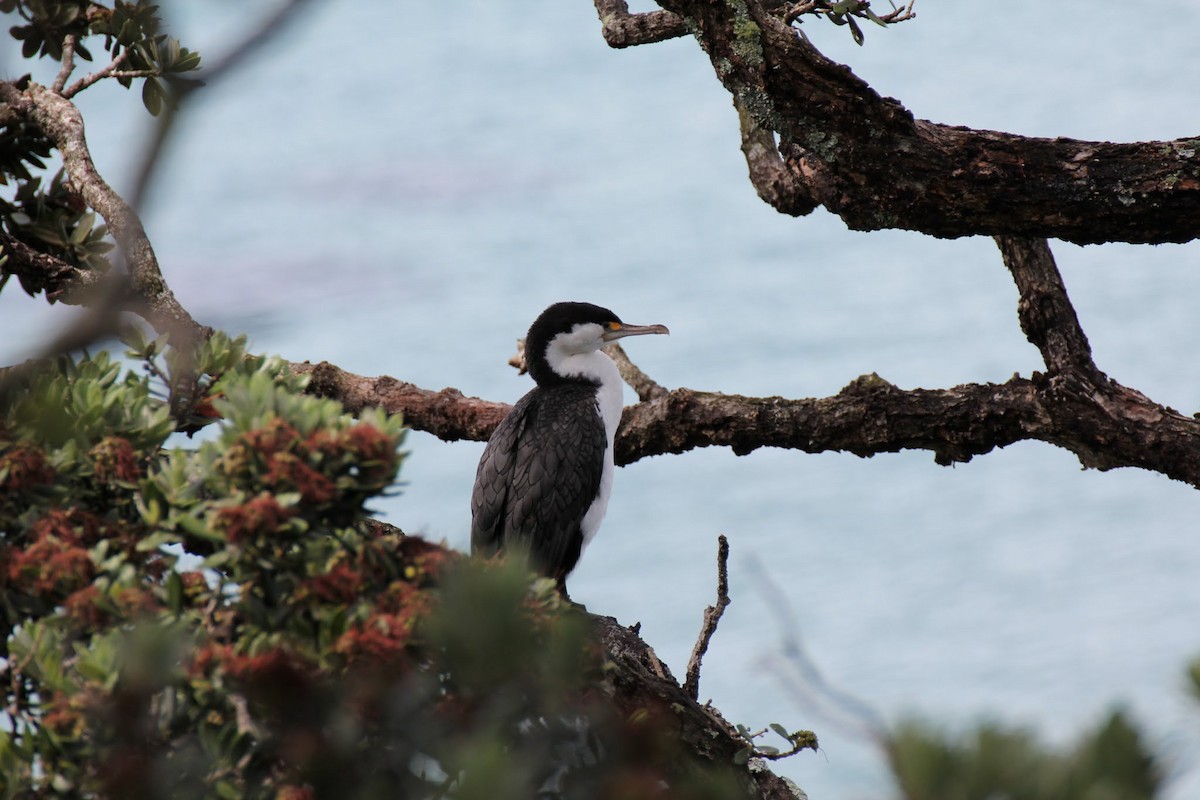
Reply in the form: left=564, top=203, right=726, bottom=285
left=470, top=385, right=607, bottom=581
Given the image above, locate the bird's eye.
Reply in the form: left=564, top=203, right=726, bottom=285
left=607, top=321, right=621, bottom=331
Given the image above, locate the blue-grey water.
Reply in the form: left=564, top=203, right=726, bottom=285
left=4, top=2, right=1200, bottom=796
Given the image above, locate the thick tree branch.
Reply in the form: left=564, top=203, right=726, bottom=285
left=615, top=375, right=1046, bottom=465
left=640, top=0, right=1200, bottom=245
left=295, top=354, right=1200, bottom=489
left=292, top=360, right=508, bottom=443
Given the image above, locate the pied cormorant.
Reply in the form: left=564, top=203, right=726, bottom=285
left=470, top=301, right=669, bottom=596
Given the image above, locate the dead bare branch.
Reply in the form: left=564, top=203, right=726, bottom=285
left=604, top=342, right=669, bottom=401
left=684, top=534, right=732, bottom=701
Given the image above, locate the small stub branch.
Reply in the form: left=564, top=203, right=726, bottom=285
left=593, top=0, right=688, bottom=48
left=684, top=534, right=732, bottom=701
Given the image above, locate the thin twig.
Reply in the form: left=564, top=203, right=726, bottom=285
left=505, top=339, right=667, bottom=401
left=51, top=34, right=77, bottom=94
left=229, top=693, right=265, bottom=739
left=683, top=534, right=731, bottom=701
left=604, top=342, right=668, bottom=401
left=785, top=0, right=916, bottom=26
left=63, top=51, right=135, bottom=99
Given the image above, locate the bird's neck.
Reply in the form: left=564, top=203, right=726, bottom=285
left=543, top=347, right=624, bottom=442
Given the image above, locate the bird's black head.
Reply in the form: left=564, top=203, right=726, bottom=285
left=524, top=301, right=668, bottom=386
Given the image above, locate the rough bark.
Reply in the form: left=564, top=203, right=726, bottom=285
left=611, top=0, right=1200, bottom=245
left=594, top=614, right=807, bottom=799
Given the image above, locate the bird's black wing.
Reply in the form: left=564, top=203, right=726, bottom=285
left=470, top=391, right=535, bottom=556
left=470, top=384, right=607, bottom=581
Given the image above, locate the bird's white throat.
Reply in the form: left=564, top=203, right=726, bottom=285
left=543, top=335, right=624, bottom=552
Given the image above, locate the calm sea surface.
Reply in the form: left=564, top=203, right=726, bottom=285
left=4, top=2, right=1200, bottom=796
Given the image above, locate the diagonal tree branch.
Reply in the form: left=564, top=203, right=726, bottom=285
left=1, top=80, right=208, bottom=343
left=289, top=337, right=1200, bottom=488
left=996, top=235, right=1096, bottom=377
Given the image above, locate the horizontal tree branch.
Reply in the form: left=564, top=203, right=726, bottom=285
left=291, top=360, right=508, bottom=443
left=288, top=356, right=1200, bottom=490
left=645, top=0, right=1200, bottom=245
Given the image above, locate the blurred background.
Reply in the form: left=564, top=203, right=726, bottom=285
left=4, top=1, right=1200, bottom=796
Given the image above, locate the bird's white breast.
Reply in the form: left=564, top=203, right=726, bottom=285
left=552, top=349, right=624, bottom=551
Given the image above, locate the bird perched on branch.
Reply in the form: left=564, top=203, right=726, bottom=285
left=471, top=301, right=669, bottom=596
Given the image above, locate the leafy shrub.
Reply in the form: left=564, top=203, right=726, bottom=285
left=0, top=336, right=748, bottom=799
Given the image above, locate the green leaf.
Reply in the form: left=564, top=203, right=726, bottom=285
left=847, top=15, right=864, bottom=45
left=142, top=77, right=164, bottom=116
left=167, top=570, right=184, bottom=614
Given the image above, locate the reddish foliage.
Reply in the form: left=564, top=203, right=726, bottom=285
left=334, top=610, right=417, bottom=666
left=89, top=436, right=142, bottom=483
left=302, top=429, right=343, bottom=458
left=267, top=452, right=336, bottom=505
left=187, top=643, right=232, bottom=680
left=7, top=512, right=95, bottom=597
left=241, top=418, right=301, bottom=457
left=0, top=442, right=55, bottom=492
left=302, top=560, right=364, bottom=604
left=376, top=579, right=426, bottom=615
left=32, top=506, right=103, bottom=545
left=217, top=493, right=290, bottom=544
left=63, top=585, right=110, bottom=628
left=344, top=424, right=395, bottom=464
